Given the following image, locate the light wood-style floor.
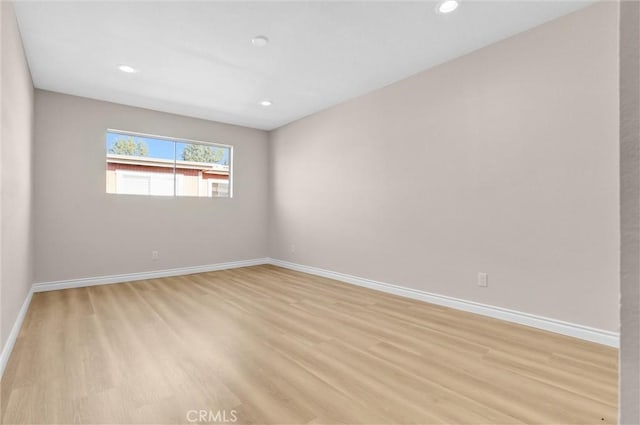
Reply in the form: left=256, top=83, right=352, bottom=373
left=1, top=265, right=617, bottom=424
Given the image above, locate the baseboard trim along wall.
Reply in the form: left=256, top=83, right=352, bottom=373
left=1, top=255, right=618, bottom=379
left=268, top=258, right=620, bottom=348
left=0, top=258, right=270, bottom=380
left=0, top=290, right=34, bottom=379
left=32, top=258, right=270, bottom=292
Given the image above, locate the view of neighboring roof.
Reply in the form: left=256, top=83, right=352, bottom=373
left=106, top=154, right=230, bottom=173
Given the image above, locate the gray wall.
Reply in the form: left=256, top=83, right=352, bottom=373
left=0, top=1, right=34, bottom=351
left=620, top=0, right=640, bottom=422
left=34, top=91, right=269, bottom=283
left=269, top=3, right=619, bottom=332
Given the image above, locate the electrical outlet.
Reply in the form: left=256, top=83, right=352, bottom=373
left=290, top=244, right=296, bottom=254
left=477, top=272, right=488, bottom=287
left=151, top=250, right=159, bottom=261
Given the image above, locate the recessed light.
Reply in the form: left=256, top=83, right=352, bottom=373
left=436, top=0, right=459, bottom=14
left=260, top=100, right=272, bottom=107
left=251, top=35, right=269, bottom=47
left=118, top=64, right=138, bottom=73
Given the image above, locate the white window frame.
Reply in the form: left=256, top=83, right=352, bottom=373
left=207, top=178, right=230, bottom=198
left=107, top=129, right=233, bottom=198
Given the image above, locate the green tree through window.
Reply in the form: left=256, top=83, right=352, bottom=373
left=108, top=137, right=148, bottom=156
left=181, top=144, right=225, bottom=163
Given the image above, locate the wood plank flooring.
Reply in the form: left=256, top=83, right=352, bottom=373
left=1, top=265, right=618, bottom=424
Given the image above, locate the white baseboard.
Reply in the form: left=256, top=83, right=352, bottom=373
left=268, top=258, right=620, bottom=348
left=5, top=255, right=615, bottom=382
left=32, top=258, right=269, bottom=292
left=1, top=258, right=269, bottom=380
left=0, top=289, right=33, bottom=379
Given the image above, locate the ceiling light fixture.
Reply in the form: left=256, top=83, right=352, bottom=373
left=436, top=0, right=459, bottom=14
left=260, top=100, right=273, bottom=107
left=251, top=35, right=269, bottom=47
left=118, top=64, right=138, bottom=73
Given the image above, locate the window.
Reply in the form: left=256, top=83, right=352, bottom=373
left=106, top=130, right=232, bottom=198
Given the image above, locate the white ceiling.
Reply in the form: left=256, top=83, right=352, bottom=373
left=14, top=1, right=593, bottom=131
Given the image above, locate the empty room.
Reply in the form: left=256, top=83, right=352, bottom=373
left=1, top=0, right=639, bottom=424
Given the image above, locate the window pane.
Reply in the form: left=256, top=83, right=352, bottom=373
left=106, top=131, right=232, bottom=198
left=175, top=142, right=231, bottom=198
left=106, top=132, right=176, bottom=196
